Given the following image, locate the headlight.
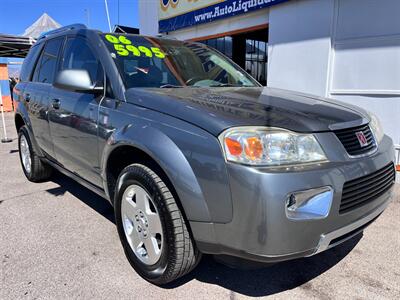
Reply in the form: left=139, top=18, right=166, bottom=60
left=219, top=127, right=327, bottom=166
left=369, top=112, right=384, bottom=144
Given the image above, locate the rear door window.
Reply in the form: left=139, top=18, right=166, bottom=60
left=19, top=43, right=43, bottom=82
left=32, top=37, right=64, bottom=84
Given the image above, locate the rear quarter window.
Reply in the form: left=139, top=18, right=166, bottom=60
left=19, top=43, right=43, bottom=82
left=32, top=37, right=64, bottom=84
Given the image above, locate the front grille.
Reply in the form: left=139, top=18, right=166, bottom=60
left=340, top=163, right=395, bottom=214
left=334, top=124, right=376, bottom=156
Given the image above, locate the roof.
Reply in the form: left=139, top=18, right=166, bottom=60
left=0, top=34, right=35, bottom=58
left=23, top=13, right=61, bottom=38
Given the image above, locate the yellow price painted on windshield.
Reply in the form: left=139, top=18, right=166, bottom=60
left=126, top=45, right=140, bottom=56
left=105, top=34, right=119, bottom=44
left=105, top=34, right=166, bottom=58
left=113, top=44, right=129, bottom=56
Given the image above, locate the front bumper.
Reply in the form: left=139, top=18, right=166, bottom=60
left=190, top=134, right=396, bottom=262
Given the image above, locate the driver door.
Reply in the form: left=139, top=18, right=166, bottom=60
left=48, top=36, right=104, bottom=187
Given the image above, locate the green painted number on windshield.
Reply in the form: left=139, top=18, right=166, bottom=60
left=126, top=45, right=140, bottom=56
left=114, top=44, right=129, bottom=56
left=138, top=46, right=152, bottom=57
left=118, top=35, right=132, bottom=45
left=151, top=47, right=166, bottom=58
left=105, top=34, right=119, bottom=44
left=104, top=34, right=166, bottom=58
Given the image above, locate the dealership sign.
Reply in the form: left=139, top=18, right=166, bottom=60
left=159, top=0, right=290, bottom=32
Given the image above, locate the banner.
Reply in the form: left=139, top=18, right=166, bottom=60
left=158, top=0, right=290, bottom=32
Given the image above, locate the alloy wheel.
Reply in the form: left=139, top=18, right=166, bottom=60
left=121, top=184, right=163, bottom=265
left=20, top=135, right=32, bottom=174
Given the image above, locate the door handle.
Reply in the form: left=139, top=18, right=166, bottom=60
left=52, top=98, right=61, bottom=109
left=24, top=94, right=31, bottom=102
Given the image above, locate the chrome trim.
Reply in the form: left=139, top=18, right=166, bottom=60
left=244, top=190, right=392, bottom=260
left=334, top=124, right=379, bottom=159
left=285, top=186, right=333, bottom=221
left=347, top=125, right=378, bottom=158
left=346, top=143, right=378, bottom=159
left=312, top=195, right=392, bottom=255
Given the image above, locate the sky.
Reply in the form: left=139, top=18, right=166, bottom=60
left=0, top=0, right=140, bottom=35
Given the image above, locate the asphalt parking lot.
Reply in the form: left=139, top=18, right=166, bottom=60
left=0, top=112, right=399, bottom=299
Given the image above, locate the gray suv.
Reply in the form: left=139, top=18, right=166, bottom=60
left=14, top=24, right=396, bottom=285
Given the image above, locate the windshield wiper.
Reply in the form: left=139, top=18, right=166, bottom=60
left=160, top=84, right=184, bottom=88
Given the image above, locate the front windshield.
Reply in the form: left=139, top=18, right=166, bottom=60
left=100, top=34, right=260, bottom=88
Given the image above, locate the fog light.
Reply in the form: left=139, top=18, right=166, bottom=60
left=286, top=187, right=333, bottom=220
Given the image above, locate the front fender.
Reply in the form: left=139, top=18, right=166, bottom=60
left=102, top=124, right=213, bottom=223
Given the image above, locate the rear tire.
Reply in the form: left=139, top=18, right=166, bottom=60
left=114, top=163, right=201, bottom=285
left=18, top=126, right=52, bottom=182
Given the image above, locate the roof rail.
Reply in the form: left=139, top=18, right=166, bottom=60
left=38, top=23, right=87, bottom=40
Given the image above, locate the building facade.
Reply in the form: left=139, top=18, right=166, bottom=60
left=139, top=0, right=400, bottom=147
left=0, top=58, right=13, bottom=112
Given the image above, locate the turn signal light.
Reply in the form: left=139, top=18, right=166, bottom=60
left=225, top=137, right=243, bottom=156
left=244, top=137, right=263, bottom=160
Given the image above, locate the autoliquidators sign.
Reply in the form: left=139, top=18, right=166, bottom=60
left=158, top=0, right=290, bottom=32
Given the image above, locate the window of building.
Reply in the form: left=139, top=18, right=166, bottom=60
left=245, top=39, right=268, bottom=86
left=199, top=27, right=268, bottom=86
left=201, top=36, right=232, bottom=58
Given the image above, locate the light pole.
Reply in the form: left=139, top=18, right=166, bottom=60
left=84, top=9, right=90, bottom=28
left=104, top=0, right=112, bottom=32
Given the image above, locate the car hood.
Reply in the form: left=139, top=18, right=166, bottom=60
left=125, top=87, right=370, bottom=136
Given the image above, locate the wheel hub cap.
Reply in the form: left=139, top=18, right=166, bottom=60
left=135, top=210, right=149, bottom=238
left=121, top=185, right=163, bottom=265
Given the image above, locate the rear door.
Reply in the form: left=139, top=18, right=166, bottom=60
left=14, top=43, right=43, bottom=118
left=48, top=36, right=104, bottom=187
left=23, top=37, right=64, bottom=159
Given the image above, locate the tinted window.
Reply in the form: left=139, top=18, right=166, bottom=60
left=32, top=37, right=63, bottom=84
left=61, top=37, right=103, bottom=85
left=100, top=34, right=259, bottom=88
left=20, top=43, right=43, bottom=82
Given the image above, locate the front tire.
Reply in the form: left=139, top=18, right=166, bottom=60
left=18, top=126, right=52, bottom=182
left=114, top=164, right=201, bottom=285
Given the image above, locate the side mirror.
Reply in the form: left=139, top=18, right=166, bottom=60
left=53, top=69, right=104, bottom=93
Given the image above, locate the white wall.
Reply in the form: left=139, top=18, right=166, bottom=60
left=328, top=0, right=400, bottom=145
left=267, top=0, right=334, bottom=96
left=139, top=0, right=159, bottom=36
left=268, top=0, right=400, bottom=145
